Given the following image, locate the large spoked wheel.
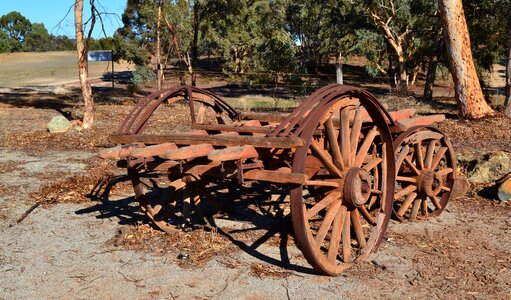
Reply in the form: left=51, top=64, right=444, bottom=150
left=393, top=126, right=456, bottom=222
left=290, top=95, right=395, bottom=276
left=122, top=87, right=239, bottom=232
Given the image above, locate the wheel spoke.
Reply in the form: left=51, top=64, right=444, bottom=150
left=441, top=185, right=451, bottom=192
left=397, top=192, right=417, bottom=216
left=310, top=141, right=343, bottom=177
left=421, top=199, right=429, bottom=217
left=306, top=191, right=341, bottom=219
left=430, top=196, right=442, bottom=209
left=342, top=211, right=351, bottom=262
left=314, top=200, right=342, bottom=247
left=325, top=118, right=345, bottom=170
left=340, top=108, right=351, bottom=167
left=371, top=189, right=382, bottom=195
left=431, top=147, right=448, bottom=170
left=196, top=103, right=206, bottom=123
left=351, top=210, right=367, bottom=248
left=355, top=127, right=378, bottom=167
left=394, top=184, right=417, bottom=200
left=304, top=180, right=340, bottom=188
left=327, top=206, right=346, bottom=262
left=358, top=206, right=376, bottom=225
left=415, top=142, right=424, bottom=170
left=396, top=176, right=417, bottom=183
left=437, top=167, right=454, bottom=177
left=404, top=156, right=421, bottom=175
left=395, top=145, right=410, bottom=175
left=350, top=107, right=363, bottom=165
left=409, top=199, right=421, bottom=221
left=424, top=140, right=437, bottom=169
left=363, top=157, right=382, bottom=171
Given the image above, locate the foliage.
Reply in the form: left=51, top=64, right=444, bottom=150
left=0, top=11, right=89, bottom=53
left=130, top=64, right=157, bottom=94
left=0, top=30, right=12, bottom=53
left=0, top=11, right=32, bottom=51
left=23, top=23, right=52, bottom=52
left=464, top=0, right=511, bottom=72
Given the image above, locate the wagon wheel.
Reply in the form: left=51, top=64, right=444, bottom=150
left=393, top=126, right=456, bottom=222
left=290, top=93, right=395, bottom=276
left=122, top=87, right=240, bottom=232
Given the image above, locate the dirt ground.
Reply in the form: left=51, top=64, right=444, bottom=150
left=0, top=84, right=510, bottom=299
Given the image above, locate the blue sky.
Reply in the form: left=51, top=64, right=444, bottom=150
left=0, top=0, right=126, bottom=38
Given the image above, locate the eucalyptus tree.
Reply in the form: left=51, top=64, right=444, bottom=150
left=439, top=0, right=493, bottom=118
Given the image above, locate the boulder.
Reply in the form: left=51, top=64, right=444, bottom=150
left=463, top=152, right=511, bottom=184
left=497, top=173, right=511, bottom=201
left=47, top=115, right=72, bottom=133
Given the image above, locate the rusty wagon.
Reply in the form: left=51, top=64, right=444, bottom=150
left=100, top=84, right=457, bottom=276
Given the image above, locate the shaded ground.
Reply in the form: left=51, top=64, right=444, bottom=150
left=0, top=82, right=510, bottom=299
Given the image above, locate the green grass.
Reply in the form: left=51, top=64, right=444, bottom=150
left=0, top=51, right=129, bottom=88
left=224, top=95, right=301, bottom=112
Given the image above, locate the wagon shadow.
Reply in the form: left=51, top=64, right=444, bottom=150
left=76, top=177, right=317, bottom=275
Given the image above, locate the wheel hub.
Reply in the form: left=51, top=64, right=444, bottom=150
left=417, top=170, right=443, bottom=197
left=343, top=168, right=372, bottom=209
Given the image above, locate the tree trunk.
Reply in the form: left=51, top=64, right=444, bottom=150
left=191, top=2, right=200, bottom=86
left=336, top=53, right=343, bottom=85
left=156, top=2, right=162, bottom=90
left=439, top=0, right=493, bottom=118
left=424, top=36, right=443, bottom=101
left=505, top=24, right=511, bottom=117
left=397, top=52, right=408, bottom=93
left=74, top=0, right=94, bottom=129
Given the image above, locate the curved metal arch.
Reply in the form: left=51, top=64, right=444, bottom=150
left=270, top=85, right=395, bottom=137
left=117, top=86, right=240, bottom=135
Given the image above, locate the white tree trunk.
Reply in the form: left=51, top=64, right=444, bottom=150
left=74, top=0, right=94, bottom=129
left=439, top=0, right=493, bottom=118
left=336, top=53, right=344, bottom=85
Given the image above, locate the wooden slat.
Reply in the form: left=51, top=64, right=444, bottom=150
left=243, top=169, right=307, bottom=185
left=130, top=143, right=177, bottom=158
left=393, top=115, right=446, bottom=132
left=161, top=144, right=215, bottom=160
left=208, top=145, right=259, bottom=161
left=193, top=123, right=274, bottom=134
left=185, top=161, right=222, bottom=177
left=99, top=144, right=140, bottom=159
left=108, top=134, right=304, bottom=149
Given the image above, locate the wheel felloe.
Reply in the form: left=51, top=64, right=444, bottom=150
left=393, top=126, right=456, bottom=222
left=290, top=87, right=395, bottom=276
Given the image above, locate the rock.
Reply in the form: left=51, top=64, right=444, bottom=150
left=47, top=115, right=72, bottom=133
left=451, top=175, right=470, bottom=199
left=465, top=152, right=511, bottom=184
left=52, top=86, right=71, bottom=95
left=497, top=173, right=511, bottom=201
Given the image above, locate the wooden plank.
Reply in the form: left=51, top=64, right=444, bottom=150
left=130, top=143, right=177, bottom=158
left=193, top=123, right=274, bottom=134
left=243, top=169, right=307, bottom=185
left=208, top=145, right=259, bottom=161
left=185, top=161, right=222, bottom=177
left=333, top=108, right=416, bottom=126
left=393, top=115, right=446, bottom=132
left=161, top=144, right=215, bottom=160
left=99, top=144, right=140, bottom=159
left=108, top=134, right=304, bottom=149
